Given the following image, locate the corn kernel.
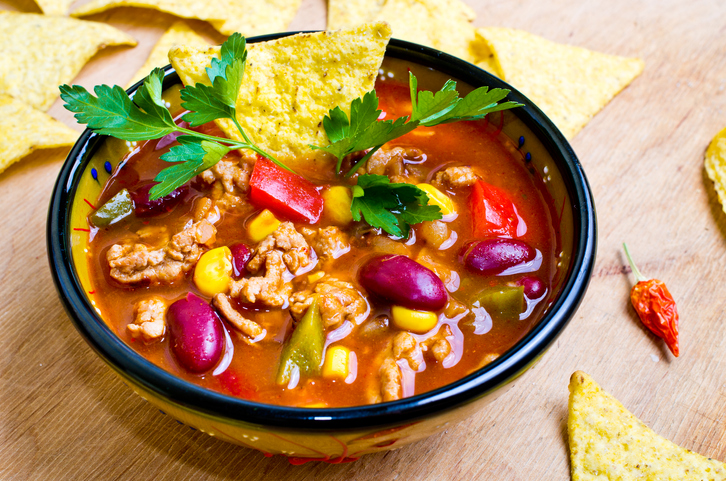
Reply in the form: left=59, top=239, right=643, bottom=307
left=417, top=183, right=456, bottom=216
left=322, top=345, right=350, bottom=379
left=248, top=209, right=280, bottom=243
left=307, top=271, right=325, bottom=283
left=194, top=246, right=232, bottom=297
left=322, top=186, right=354, bottom=225
left=391, top=305, right=438, bottom=333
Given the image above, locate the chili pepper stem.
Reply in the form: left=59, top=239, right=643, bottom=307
left=622, top=243, right=648, bottom=283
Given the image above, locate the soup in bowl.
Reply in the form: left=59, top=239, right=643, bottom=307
left=48, top=34, right=596, bottom=461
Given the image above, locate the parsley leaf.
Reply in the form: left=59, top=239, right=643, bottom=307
left=133, top=69, right=176, bottom=125
left=312, top=72, right=522, bottom=178
left=179, top=83, right=234, bottom=126
left=61, top=33, right=290, bottom=201
left=408, top=77, right=459, bottom=124
left=410, top=72, right=523, bottom=126
left=311, top=90, right=418, bottom=174
left=60, top=82, right=176, bottom=141
left=351, top=174, right=442, bottom=237
left=181, top=33, right=247, bottom=126
left=150, top=137, right=229, bottom=199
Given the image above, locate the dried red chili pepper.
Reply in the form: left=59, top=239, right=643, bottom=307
left=623, top=243, right=680, bottom=357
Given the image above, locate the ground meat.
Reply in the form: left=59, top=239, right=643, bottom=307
left=127, top=297, right=166, bottom=341
left=366, top=147, right=426, bottom=184
left=108, top=220, right=217, bottom=285
left=229, top=250, right=291, bottom=307
left=289, top=277, right=368, bottom=329
left=199, top=157, right=253, bottom=195
left=376, top=326, right=452, bottom=402
left=379, top=357, right=402, bottom=402
left=192, top=197, right=220, bottom=224
left=393, top=332, right=423, bottom=370
left=229, top=223, right=313, bottom=308
left=198, top=155, right=255, bottom=212
left=211, top=183, right=245, bottom=211
left=247, top=222, right=312, bottom=274
left=433, top=165, right=478, bottom=189
left=444, top=298, right=468, bottom=318
left=422, top=325, right=453, bottom=363
left=301, top=226, right=350, bottom=261
left=213, top=293, right=264, bottom=340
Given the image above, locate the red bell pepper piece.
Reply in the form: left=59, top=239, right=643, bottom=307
left=249, top=157, right=323, bottom=224
left=470, top=179, right=519, bottom=238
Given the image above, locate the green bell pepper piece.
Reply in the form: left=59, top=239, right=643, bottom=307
left=276, top=298, right=324, bottom=385
left=90, top=189, right=133, bottom=227
left=474, top=285, right=525, bottom=320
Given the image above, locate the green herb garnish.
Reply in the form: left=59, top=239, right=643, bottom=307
left=60, top=33, right=287, bottom=200
left=351, top=174, right=442, bottom=237
left=311, top=71, right=523, bottom=177
left=61, top=34, right=521, bottom=237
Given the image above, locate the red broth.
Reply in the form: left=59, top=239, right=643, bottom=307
left=86, top=66, right=559, bottom=407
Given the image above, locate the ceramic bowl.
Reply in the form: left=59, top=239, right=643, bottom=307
left=47, top=33, right=596, bottom=463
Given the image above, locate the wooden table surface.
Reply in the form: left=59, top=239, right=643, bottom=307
left=2, top=0, right=726, bottom=479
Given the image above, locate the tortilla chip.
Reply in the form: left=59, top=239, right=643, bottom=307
left=34, top=0, right=74, bottom=16
left=209, top=0, right=302, bottom=37
left=72, top=0, right=227, bottom=23
left=568, top=371, right=726, bottom=480
left=0, top=12, right=136, bottom=111
left=705, top=127, right=726, bottom=214
left=72, top=0, right=301, bottom=37
left=127, top=21, right=208, bottom=88
left=367, top=0, right=478, bottom=62
left=327, top=0, right=476, bottom=61
left=0, top=95, right=78, bottom=174
left=327, top=0, right=385, bottom=29
left=170, top=22, right=392, bottom=159
left=474, top=28, right=644, bottom=139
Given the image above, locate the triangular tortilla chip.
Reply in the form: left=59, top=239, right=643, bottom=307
left=568, top=371, right=726, bottom=480
left=72, top=0, right=302, bottom=37
left=0, top=12, right=136, bottom=111
left=367, top=0, right=478, bottom=63
left=327, top=0, right=476, bottom=61
left=475, top=28, right=644, bottom=139
left=327, top=0, right=386, bottom=30
left=34, top=0, right=74, bottom=16
left=127, top=21, right=208, bottom=88
left=705, top=127, right=726, bottom=214
left=72, top=0, right=227, bottom=23
left=0, top=95, right=78, bottom=174
left=169, top=22, right=392, bottom=159
left=209, top=0, right=302, bottom=37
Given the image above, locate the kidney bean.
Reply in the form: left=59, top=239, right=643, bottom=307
left=130, top=182, right=188, bottom=217
left=167, top=293, right=224, bottom=373
left=359, top=255, right=448, bottom=311
left=461, top=239, right=535, bottom=276
left=517, top=276, right=546, bottom=299
left=230, top=243, right=252, bottom=278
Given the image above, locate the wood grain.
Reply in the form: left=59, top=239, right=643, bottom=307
left=1, top=0, right=726, bottom=479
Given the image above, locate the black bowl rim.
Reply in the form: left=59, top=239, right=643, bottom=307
left=48, top=33, right=597, bottom=432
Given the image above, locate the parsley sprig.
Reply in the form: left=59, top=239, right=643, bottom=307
left=61, top=34, right=522, bottom=237
left=60, top=33, right=288, bottom=200
left=311, top=72, right=522, bottom=177
left=352, top=174, right=443, bottom=237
